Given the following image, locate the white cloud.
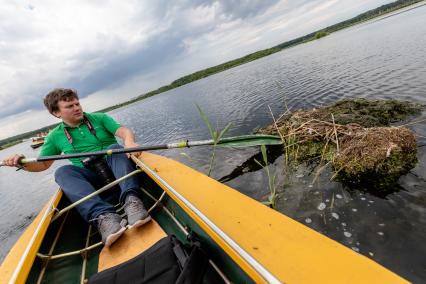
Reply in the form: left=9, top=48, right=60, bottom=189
left=0, top=0, right=393, bottom=139
left=0, top=1, right=159, bottom=116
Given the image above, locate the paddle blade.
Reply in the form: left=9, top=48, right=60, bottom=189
left=217, top=135, right=282, bottom=147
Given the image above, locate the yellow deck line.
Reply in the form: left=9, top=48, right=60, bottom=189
left=137, top=152, right=408, bottom=284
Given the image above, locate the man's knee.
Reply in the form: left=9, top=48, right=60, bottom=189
left=54, top=165, right=80, bottom=182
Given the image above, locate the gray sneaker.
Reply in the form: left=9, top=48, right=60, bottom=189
left=124, top=194, right=151, bottom=229
left=97, top=213, right=126, bottom=247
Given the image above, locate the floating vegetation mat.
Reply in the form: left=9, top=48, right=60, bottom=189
left=258, top=99, right=423, bottom=191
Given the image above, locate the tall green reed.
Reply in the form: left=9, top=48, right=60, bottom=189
left=196, top=104, right=232, bottom=176
left=255, top=145, right=277, bottom=209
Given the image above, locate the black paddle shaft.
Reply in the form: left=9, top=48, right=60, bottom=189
left=34, top=144, right=170, bottom=162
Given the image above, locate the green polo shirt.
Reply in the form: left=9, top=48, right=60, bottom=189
left=40, top=112, right=121, bottom=167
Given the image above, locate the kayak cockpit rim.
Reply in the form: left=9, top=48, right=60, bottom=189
left=50, top=169, right=143, bottom=222
left=36, top=189, right=168, bottom=261
left=33, top=171, right=169, bottom=284
left=28, top=159, right=231, bottom=283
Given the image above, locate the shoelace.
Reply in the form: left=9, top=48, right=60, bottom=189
left=89, top=214, right=106, bottom=223
left=96, top=214, right=118, bottom=229
left=97, top=215, right=110, bottom=228
left=125, top=199, right=143, bottom=213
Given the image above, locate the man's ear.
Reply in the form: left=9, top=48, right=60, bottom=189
left=52, top=111, right=61, bottom=118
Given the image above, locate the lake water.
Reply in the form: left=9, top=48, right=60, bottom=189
left=1, top=5, right=426, bottom=282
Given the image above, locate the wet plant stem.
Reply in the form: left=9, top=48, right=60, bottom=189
left=196, top=104, right=232, bottom=177
left=207, top=147, right=216, bottom=176
left=255, top=145, right=277, bottom=209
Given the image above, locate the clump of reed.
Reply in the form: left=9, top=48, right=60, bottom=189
left=259, top=99, right=422, bottom=190
left=333, top=126, right=417, bottom=186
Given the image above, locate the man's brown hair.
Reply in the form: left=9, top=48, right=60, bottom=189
left=44, top=88, right=79, bottom=114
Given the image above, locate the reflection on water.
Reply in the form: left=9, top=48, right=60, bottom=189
left=218, top=145, right=283, bottom=183
left=1, top=5, right=426, bottom=282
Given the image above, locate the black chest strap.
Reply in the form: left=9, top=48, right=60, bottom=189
left=63, top=116, right=97, bottom=145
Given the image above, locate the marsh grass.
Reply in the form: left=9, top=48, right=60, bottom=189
left=196, top=104, right=279, bottom=207
left=259, top=99, right=421, bottom=190
left=254, top=145, right=277, bottom=209
left=196, top=104, right=232, bottom=176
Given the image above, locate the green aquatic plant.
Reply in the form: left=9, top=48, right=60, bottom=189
left=255, top=145, right=277, bottom=209
left=196, top=104, right=232, bottom=176
left=258, top=99, right=422, bottom=192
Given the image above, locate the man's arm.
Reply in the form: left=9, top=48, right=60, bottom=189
left=2, top=154, right=53, bottom=172
left=114, top=126, right=143, bottom=158
left=24, top=160, right=54, bottom=172
left=115, top=126, right=139, bottom=148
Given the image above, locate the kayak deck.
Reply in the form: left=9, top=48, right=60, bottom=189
left=98, top=220, right=167, bottom=271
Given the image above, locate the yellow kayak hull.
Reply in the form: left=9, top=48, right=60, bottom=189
left=1, top=152, right=407, bottom=283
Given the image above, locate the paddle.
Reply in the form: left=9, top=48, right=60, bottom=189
left=0, top=134, right=282, bottom=166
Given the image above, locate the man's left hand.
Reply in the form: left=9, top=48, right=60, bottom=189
left=124, top=142, right=142, bottom=158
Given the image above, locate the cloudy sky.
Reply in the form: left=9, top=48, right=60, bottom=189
left=0, top=0, right=393, bottom=140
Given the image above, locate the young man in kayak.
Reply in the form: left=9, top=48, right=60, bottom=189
left=2, top=88, right=151, bottom=247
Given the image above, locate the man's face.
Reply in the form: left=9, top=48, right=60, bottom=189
left=53, top=98, right=84, bottom=124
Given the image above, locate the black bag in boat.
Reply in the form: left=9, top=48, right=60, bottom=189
left=88, top=235, right=209, bottom=284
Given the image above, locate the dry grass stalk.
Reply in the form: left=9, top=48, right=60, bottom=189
left=334, top=127, right=416, bottom=177
left=258, top=99, right=421, bottom=185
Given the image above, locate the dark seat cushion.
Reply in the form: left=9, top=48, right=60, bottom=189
left=88, top=236, right=181, bottom=284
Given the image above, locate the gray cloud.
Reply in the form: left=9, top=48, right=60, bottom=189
left=0, top=0, right=389, bottom=126
left=66, top=34, right=186, bottom=97
left=217, top=0, right=280, bottom=19
left=0, top=93, right=44, bottom=119
left=65, top=0, right=282, bottom=98
left=0, top=0, right=322, bottom=120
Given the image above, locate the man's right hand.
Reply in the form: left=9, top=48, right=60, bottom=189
left=1, top=155, right=53, bottom=172
left=2, top=154, right=25, bottom=167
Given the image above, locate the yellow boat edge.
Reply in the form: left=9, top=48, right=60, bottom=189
left=0, top=190, right=62, bottom=284
left=0, top=152, right=408, bottom=283
left=134, top=152, right=408, bottom=284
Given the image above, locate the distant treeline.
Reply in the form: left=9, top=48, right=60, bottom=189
left=98, top=47, right=282, bottom=113
left=0, top=124, right=58, bottom=150
left=0, top=0, right=423, bottom=149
